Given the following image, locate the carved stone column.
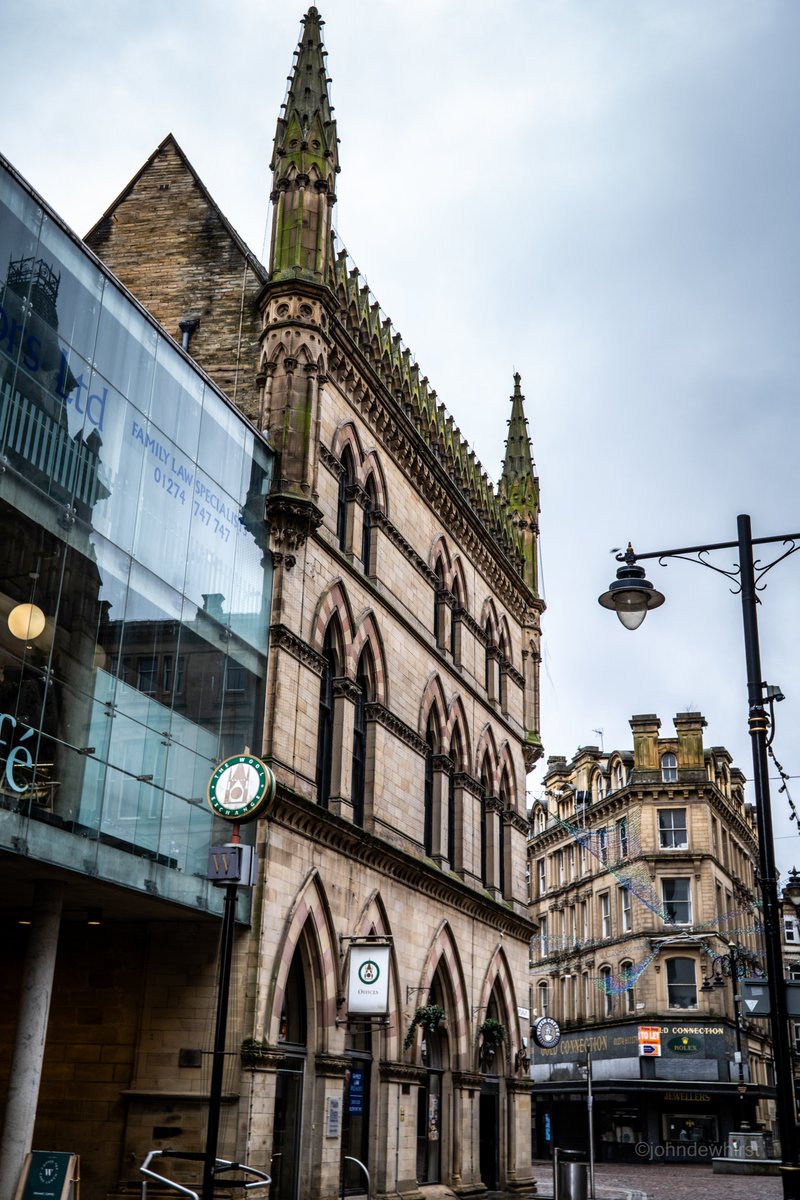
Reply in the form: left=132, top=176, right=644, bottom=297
left=430, top=753, right=452, bottom=867
left=329, top=676, right=359, bottom=820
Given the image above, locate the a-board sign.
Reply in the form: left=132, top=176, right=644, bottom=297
left=15, top=1152, right=79, bottom=1200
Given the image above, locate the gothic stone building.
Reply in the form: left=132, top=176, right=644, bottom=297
left=528, top=713, right=774, bottom=1162
left=83, top=8, right=544, bottom=1199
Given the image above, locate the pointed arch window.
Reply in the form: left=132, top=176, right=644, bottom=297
left=361, top=474, right=377, bottom=574
left=424, top=712, right=439, bottom=856
left=498, top=623, right=510, bottom=712
left=479, top=758, right=492, bottom=887
left=316, top=622, right=340, bottom=808
left=351, top=646, right=374, bottom=827
left=337, top=446, right=356, bottom=552
left=278, top=948, right=308, bottom=1046
left=448, top=727, right=464, bottom=868
left=433, top=560, right=446, bottom=648
left=498, top=768, right=511, bottom=899
left=450, top=573, right=463, bottom=663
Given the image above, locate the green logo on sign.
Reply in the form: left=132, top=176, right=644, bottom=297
left=668, top=1035, right=702, bottom=1054
left=207, top=754, right=276, bottom=822
left=358, top=960, right=380, bottom=985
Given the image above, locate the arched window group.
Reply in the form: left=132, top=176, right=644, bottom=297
left=332, top=425, right=386, bottom=574
left=312, top=588, right=522, bottom=898
left=481, top=599, right=513, bottom=713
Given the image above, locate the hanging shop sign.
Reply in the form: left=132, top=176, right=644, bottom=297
left=347, top=943, right=391, bottom=1015
left=207, top=753, right=276, bottom=822
left=532, top=1016, right=562, bottom=1049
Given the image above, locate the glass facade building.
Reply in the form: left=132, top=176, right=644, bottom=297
left=0, top=156, right=273, bottom=912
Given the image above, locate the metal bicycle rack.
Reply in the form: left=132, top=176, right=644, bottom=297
left=140, top=1149, right=271, bottom=1200
left=341, top=1155, right=371, bottom=1200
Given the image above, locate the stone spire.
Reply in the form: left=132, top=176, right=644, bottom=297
left=500, top=373, right=538, bottom=507
left=499, top=373, right=540, bottom=594
left=268, top=7, right=339, bottom=281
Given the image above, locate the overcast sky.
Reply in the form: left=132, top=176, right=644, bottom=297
left=5, top=0, right=800, bottom=878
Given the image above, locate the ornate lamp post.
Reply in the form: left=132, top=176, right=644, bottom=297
left=599, top=514, right=800, bottom=1200
left=701, top=942, right=760, bottom=1085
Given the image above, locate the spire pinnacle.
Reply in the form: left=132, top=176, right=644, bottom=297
left=500, top=372, right=538, bottom=510
left=499, top=373, right=540, bottom=593
left=268, top=8, right=339, bottom=280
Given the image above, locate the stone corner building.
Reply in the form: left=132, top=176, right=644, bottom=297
left=528, top=712, right=772, bottom=1162
left=85, top=8, right=544, bottom=1198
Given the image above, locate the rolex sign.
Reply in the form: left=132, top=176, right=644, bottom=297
left=348, top=944, right=391, bottom=1015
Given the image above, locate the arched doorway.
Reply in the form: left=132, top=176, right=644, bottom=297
left=341, top=1022, right=374, bottom=1194
left=478, top=994, right=507, bottom=1191
left=270, top=949, right=308, bottom=1200
left=415, top=977, right=450, bottom=1184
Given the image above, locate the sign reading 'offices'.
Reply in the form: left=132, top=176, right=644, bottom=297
left=347, top=944, right=391, bottom=1015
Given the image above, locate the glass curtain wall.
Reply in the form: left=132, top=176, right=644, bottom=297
left=0, top=158, right=272, bottom=899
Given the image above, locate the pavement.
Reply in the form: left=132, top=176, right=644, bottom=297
left=526, top=1159, right=785, bottom=1200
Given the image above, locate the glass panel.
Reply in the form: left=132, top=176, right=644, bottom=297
left=36, top=215, right=104, bottom=364
left=93, top=282, right=157, bottom=406
left=151, top=342, right=203, bottom=458
left=198, top=391, right=246, bottom=501
left=0, top=162, right=272, bottom=910
left=90, top=389, right=147, bottom=550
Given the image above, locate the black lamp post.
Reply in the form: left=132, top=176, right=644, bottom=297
left=599, top=514, right=800, bottom=1200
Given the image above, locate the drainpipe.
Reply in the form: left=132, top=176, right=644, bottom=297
left=179, top=316, right=200, bottom=352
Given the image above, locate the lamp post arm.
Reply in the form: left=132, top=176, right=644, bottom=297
left=618, top=531, right=800, bottom=564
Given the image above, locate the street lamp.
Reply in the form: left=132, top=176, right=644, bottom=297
left=701, top=942, right=760, bottom=1085
left=599, top=514, right=800, bottom=1200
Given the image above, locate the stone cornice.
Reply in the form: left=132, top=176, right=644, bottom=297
left=333, top=676, right=361, bottom=701
left=454, top=771, right=482, bottom=798
left=270, top=623, right=326, bottom=675
left=268, top=785, right=536, bottom=942
left=501, top=661, right=525, bottom=689
left=452, top=1071, right=485, bottom=1090
left=320, top=442, right=345, bottom=479
left=365, top=702, right=427, bottom=756
left=371, top=509, right=438, bottom=587
left=504, top=811, right=531, bottom=836
left=380, top=1061, right=427, bottom=1085
left=315, top=1053, right=352, bottom=1078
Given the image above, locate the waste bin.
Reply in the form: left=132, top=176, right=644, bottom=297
left=556, top=1149, right=588, bottom=1200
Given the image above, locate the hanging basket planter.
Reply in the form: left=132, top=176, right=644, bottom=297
left=403, top=1004, right=447, bottom=1050
left=478, top=1018, right=508, bottom=1067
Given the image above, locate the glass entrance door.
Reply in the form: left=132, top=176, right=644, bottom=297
left=341, top=1058, right=371, bottom=1193
left=479, top=1083, right=499, bottom=1189
left=416, top=1071, right=442, bottom=1183
left=270, top=1058, right=304, bottom=1200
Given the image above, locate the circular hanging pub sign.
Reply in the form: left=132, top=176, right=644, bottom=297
left=207, top=753, right=276, bottom=822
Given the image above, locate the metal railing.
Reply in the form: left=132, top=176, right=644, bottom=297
left=140, top=1149, right=271, bottom=1200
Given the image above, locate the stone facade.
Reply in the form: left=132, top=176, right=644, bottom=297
left=82, top=8, right=544, bottom=1199
left=528, top=713, right=774, bottom=1161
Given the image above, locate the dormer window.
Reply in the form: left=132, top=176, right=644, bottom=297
left=661, top=752, right=678, bottom=783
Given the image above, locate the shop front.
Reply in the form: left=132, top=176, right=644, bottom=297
left=532, top=1021, right=771, bottom=1162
